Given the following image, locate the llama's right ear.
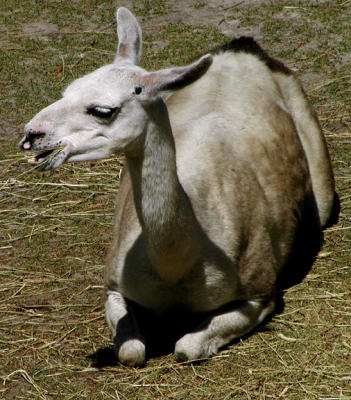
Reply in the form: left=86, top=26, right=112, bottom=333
left=136, top=54, right=213, bottom=101
left=115, top=7, right=142, bottom=65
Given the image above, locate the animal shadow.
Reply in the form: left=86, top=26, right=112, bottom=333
left=88, top=308, right=215, bottom=368
left=88, top=346, right=118, bottom=368
left=275, top=192, right=340, bottom=313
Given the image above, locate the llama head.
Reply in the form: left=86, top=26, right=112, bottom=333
left=19, top=7, right=212, bottom=170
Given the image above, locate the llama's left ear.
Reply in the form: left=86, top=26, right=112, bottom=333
left=115, top=8, right=142, bottom=65
left=136, top=54, right=213, bottom=100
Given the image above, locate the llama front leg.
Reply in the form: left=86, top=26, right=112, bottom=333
left=105, top=291, right=146, bottom=367
left=174, top=299, right=275, bottom=362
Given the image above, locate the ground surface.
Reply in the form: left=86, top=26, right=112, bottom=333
left=0, top=0, right=350, bottom=399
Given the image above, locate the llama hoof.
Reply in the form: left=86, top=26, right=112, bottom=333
left=117, top=339, right=146, bottom=367
left=175, top=333, right=216, bottom=362
left=174, top=341, right=203, bottom=362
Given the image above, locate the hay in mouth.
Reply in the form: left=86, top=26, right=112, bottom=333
left=28, top=148, right=62, bottom=165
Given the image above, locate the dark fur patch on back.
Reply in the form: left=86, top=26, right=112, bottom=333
left=211, top=37, right=291, bottom=75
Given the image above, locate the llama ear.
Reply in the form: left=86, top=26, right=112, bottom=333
left=115, top=8, right=142, bottom=65
left=136, top=54, right=213, bottom=99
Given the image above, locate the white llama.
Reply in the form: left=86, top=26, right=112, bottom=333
left=19, top=8, right=336, bottom=366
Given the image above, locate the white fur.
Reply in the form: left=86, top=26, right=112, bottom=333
left=20, top=8, right=336, bottom=366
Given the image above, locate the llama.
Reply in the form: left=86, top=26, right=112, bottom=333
left=19, top=8, right=336, bottom=366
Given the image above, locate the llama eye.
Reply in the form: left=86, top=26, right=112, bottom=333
left=134, top=85, right=143, bottom=95
left=87, top=106, right=119, bottom=119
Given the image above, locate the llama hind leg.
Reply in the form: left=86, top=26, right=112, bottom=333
left=174, top=299, right=275, bottom=362
left=105, top=291, right=146, bottom=367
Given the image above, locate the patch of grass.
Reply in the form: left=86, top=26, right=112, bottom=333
left=1, top=0, right=351, bottom=399
left=132, top=0, right=169, bottom=17
left=143, top=22, right=225, bottom=69
left=193, top=2, right=207, bottom=9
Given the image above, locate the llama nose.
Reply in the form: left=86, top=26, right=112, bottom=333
left=19, top=129, right=46, bottom=150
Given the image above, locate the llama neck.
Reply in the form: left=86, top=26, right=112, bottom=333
left=126, top=98, right=201, bottom=282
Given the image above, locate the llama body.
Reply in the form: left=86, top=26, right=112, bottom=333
left=19, top=8, right=336, bottom=366
left=107, top=52, right=309, bottom=311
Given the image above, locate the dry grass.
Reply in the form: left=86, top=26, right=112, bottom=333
left=1, top=0, right=351, bottom=399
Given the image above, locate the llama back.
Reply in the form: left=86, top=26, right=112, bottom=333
left=167, top=38, right=335, bottom=229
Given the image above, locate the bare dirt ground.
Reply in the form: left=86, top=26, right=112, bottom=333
left=1, top=0, right=350, bottom=399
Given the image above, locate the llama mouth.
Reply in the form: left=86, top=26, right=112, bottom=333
left=28, top=149, right=55, bottom=163
left=28, top=147, right=65, bottom=170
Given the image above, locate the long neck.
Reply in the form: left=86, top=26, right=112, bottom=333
left=126, top=98, right=201, bottom=282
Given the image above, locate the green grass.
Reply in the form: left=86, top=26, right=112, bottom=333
left=1, top=0, right=351, bottom=399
